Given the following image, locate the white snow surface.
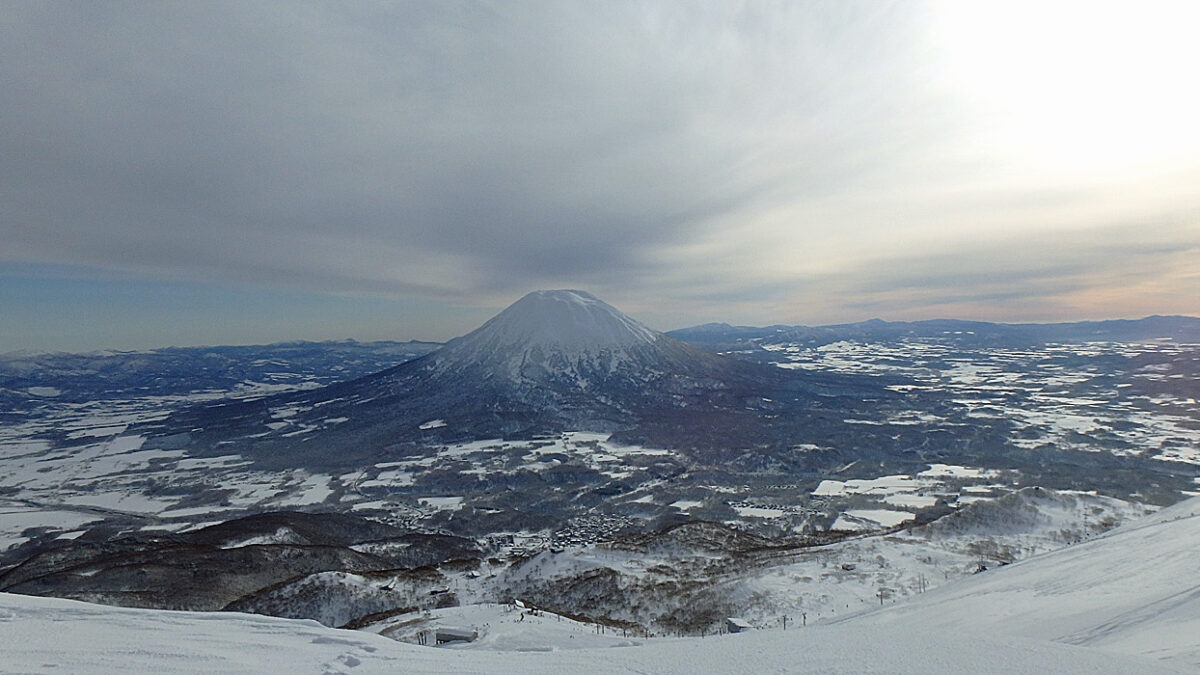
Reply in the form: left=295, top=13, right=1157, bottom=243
left=4, top=498, right=1199, bottom=673
left=0, top=593, right=1181, bottom=674
left=832, top=508, right=915, bottom=530
left=432, top=290, right=661, bottom=371
left=841, top=496, right=1200, bottom=669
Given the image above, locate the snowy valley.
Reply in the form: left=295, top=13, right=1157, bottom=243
left=1, top=292, right=1197, bottom=671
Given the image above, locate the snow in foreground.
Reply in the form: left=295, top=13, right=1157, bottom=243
left=0, top=592, right=1181, bottom=675
left=841, top=495, right=1200, bottom=669
left=4, top=496, right=1199, bottom=674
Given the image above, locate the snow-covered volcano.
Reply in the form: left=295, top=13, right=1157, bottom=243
left=149, top=290, right=894, bottom=467
left=333, top=289, right=807, bottom=436
left=423, top=290, right=741, bottom=388
left=440, top=290, right=659, bottom=363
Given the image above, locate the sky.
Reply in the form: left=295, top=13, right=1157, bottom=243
left=2, top=0, right=1198, bottom=352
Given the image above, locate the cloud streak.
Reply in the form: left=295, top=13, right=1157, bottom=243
left=1, top=1, right=1197, bottom=349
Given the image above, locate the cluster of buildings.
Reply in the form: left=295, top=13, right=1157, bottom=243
left=549, top=514, right=635, bottom=550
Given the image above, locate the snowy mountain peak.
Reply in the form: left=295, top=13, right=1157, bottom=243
left=431, top=290, right=661, bottom=373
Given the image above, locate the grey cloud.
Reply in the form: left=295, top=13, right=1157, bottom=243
left=821, top=222, right=1200, bottom=320
left=1, top=1, right=951, bottom=301
left=8, top=0, right=1190, bottom=334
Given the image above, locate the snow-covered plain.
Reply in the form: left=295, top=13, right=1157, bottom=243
left=769, top=339, right=1200, bottom=467
left=2, top=332, right=1197, bottom=671
left=4, top=338, right=1195, bottom=558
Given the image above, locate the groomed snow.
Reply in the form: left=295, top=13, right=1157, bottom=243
left=841, top=496, right=1200, bottom=670
left=0, top=592, right=1182, bottom=674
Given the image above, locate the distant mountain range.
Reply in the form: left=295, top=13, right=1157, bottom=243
left=6, top=313, right=1192, bottom=414
left=668, top=315, right=1200, bottom=351
left=0, top=339, right=439, bottom=410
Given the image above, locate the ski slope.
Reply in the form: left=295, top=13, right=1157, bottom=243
left=3, top=497, right=1198, bottom=673
left=0, top=592, right=1183, bottom=674
left=839, top=495, right=1200, bottom=669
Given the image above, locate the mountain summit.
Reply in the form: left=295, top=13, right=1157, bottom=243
left=152, top=290, right=897, bottom=468
left=427, top=290, right=661, bottom=378
left=449, top=290, right=658, bottom=354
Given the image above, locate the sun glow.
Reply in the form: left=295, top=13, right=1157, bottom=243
left=931, top=0, right=1200, bottom=177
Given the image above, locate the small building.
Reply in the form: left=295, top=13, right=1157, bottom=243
left=435, top=627, right=478, bottom=644
left=726, top=617, right=753, bottom=633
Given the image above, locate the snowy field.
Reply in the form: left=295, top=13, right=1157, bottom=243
left=1, top=410, right=1039, bottom=556
left=3, top=338, right=1196, bottom=559
left=768, top=339, right=1200, bottom=466
left=2, top=336, right=1197, bottom=669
